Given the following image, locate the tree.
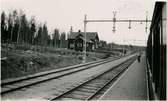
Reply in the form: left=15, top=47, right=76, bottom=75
left=36, top=25, right=43, bottom=45
left=7, top=13, right=14, bottom=42
left=11, top=10, right=19, bottom=43
left=53, top=29, right=60, bottom=48
left=19, top=14, right=29, bottom=43
left=29, top=17, right=36, bottom=44
left=60, top=32, right=66, bottom=48
left=1, top=11, right=8, bottom=43
left=41, top=23, right=49, bottom=46
left=12, top=15, right=20, bottom=42
left=47, top=35, right=52, bottom=46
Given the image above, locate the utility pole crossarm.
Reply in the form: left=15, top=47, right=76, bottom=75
left=85, top=19, right=151, bottom=22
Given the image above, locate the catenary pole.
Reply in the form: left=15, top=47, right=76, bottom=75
left=83, top=14, right=87, bottom=63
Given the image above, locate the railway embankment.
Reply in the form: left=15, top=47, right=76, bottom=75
left=1, top=45, right=116, bottom=80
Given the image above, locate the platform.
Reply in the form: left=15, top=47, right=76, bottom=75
left=100, top=54, right=148, bottom=100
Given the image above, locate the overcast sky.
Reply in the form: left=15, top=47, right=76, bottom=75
left=1, top=0, right=156, bottom=46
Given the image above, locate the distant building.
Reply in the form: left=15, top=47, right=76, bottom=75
left=68, top=30, right=99, bottom=51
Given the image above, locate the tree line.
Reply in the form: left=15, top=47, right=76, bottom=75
left=1, top=10, right=67, bottom=49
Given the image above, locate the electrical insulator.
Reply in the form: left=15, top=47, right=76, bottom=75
left=128, top=20, right=131, bottom=29
left=145, top=27, right=148, bottom=33
left=112, top=27, right=116, bottom=33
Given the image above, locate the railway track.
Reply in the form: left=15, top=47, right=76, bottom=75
left=1, top=56, right=122, bottom=94
left=50, top=56, right=137, bottom=101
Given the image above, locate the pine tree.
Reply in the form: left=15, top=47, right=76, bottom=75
left=29, top=17, right=36, bottom=44
left=19, top=14, right=29, bottom=43
left=60, top=32, right=66, bottom=48
left=12, top=10, right=19, bottom=43
left=41, top=24, right=49, bottom=46
left=1, top=11, right=8, bottom=43
left=53, top=29, right=60, bottom=48
left=36, top=25, right=43, bottom=45
left=7, top=13, right=13, bottom=42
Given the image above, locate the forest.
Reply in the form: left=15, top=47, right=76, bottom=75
left=1, top=10, right=67, bottom=51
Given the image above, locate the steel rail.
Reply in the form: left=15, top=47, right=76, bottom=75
left=1, top=56, right=120, bottom=86
left=86, top=59, right=133, bottom=100
left=50, top=56, right=136, bottom=101
left=1, top=56, right=121, bottom=94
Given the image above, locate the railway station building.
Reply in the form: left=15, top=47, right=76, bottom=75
left=68, top=30, right=99, bottom=51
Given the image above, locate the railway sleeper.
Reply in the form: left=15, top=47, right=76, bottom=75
left=70, top=91, right=93, bottom=96
left=76, top=88, right=97, bottom=92
left=63, top=93, right=88, bottom=100
left=75, top=88, right=96, bottom=93
left=91, top=79, right=109, bottom=83
left=84, top=83, right=105, bottom=88
left=79, top=86, right=99, bottom=91
left=59, top=96, right=83, bottom=100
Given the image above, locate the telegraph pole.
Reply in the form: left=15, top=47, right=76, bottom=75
left=83, top=14, right=87, bottom=63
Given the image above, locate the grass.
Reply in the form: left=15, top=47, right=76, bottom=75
left=1, top=46, right=110, bottom=80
